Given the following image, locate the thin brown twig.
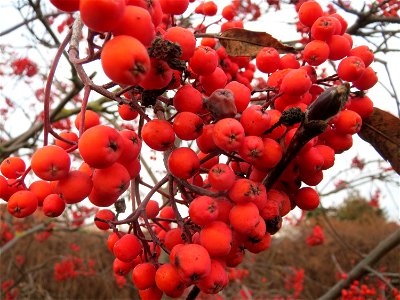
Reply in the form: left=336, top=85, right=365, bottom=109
left=0, top=12, right=62, bottom=36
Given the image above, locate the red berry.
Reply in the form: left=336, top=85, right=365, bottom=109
left=164, top=26, right=196, bottom=60
left=132, top=263, right=157, bottom=290
left=189, top=46, right=218, bottom=76
left=344, top=95, right=374, bottom=119
left=78, top=125, right=124, bottom=168
left=229, top=202, right=260, bottom=235
left=280, top=69, right=312, bottom=96
left=256, top=47, right=280, bottom=74
left=8, top=190, right=38, bottom=218
left=95, top=209, right=116, bottom=230
left=294, top=187, right=320, bottom=210
left=173, top=85, right=204, bottom=113
left=189, top=196, right=219, bottom=226
left=332, top=110, right=363, bottom=135
left=337, top=56, right=366, bottom=82
left=112, top=6, right=155, bottom=47
left=146, top=200, right=160, bottom=219
left=208, top=164, right=235, bottom=191
left=200, top=67, right=228, bottom=95
left=200, top=221, right=232, bottom=257
left=139, top=58, right=173, bottom=90
left=353, top=67, right=378, bottom=90
left=80, top=0, right=126, bottom=33
left=349, top=45, right=374, bottom=67
left=101, top=36, right=150, bottom=86
left=298, top=1, right=323, bottom=27
left=113, top=234, right=142, bottom=262
left=31, top=145, right=71, bottom=181
left=173, top=112, right=204, bottom=141
left=1, top=157, right=26, bottom=179
left=142, top=119, right=175, bottom=151
left=225, top=81, right=251, bottom=113
left=303, top=40, right=330, bottom=66
left=172, top=244, right=211, bottom=284
left=168, top=147, right=200, bottom=179
left=74, top=110, right=100, bottom=132
left=311, top=16, right=336, bottom=40
left=327, top=35, right=351, bottom=60
left=212, top=118, right=245, bottom=153
left=159, top=0, right=189, bottom=14
left=50, top=0, right=80, bottom=12
left=43, top=194, right=65, bottom=217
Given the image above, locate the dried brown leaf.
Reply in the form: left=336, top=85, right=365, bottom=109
left=218, top=28, right=296, bottom=57
left=358, top=108, right=400, bottom=174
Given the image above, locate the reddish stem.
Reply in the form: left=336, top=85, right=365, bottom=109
left=111, top=175, right=169, bottom=225
left=78, top=86, right=91, bottom=137
left=43, top=29, right=72, bottom=146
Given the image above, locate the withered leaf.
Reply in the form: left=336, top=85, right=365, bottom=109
left=358, top=108, right=400, bottom=174
left=218, top=28, right=296, bottom=57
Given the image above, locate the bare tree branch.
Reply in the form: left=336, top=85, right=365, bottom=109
left=0, top=12, right=62, bottom=37
left=319, top=229, right=400, bottom=300
left=0, top=222, right=49, bottom=254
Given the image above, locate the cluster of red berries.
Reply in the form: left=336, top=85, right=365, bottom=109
left=34, top=223, right=56, bottom=242
left=306, top=225, right=325, bottom=246
left=114, top=273, right=128, bottom=289
left=228, top=268, right=250, bottom=281
left=298, top=1, right=377, bottom=98
left=284, top=268, right=305, bottom=299
left=371, top=0, right=400, bottom=17
left=351, top=155, right=366, bottom=170
left=368, top=189, right=381, bottom=208
left=0, top=0, right=382, bottom=298
left=15, top=255, right=26, bottom=267
left=1, top=279, right=19, bottom=300
left=54, top=255, right=96, bottom=281
left=10, top=58, right=38, bottom=77
left=341, top=277, right=399, bottom=300
left=56, top=15, right=74, bottom=34
left=0, top=223, right=14, bottom=247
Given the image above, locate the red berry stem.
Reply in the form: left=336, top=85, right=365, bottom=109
left=176, top=183, right=194, bottom=203
left=12, top=166, right=32, bottom=188
left=153, top=217, right=178, bottom=223
left=134, top=220, right=154, bottom=262
left=262, top=92, right=282, bottom=109
left=251, top=86, right=276, bottom=95
left=173, top=176, right=221, bottom=198
left=139, top=179, right=177, bottom=202
left=130, top=179, right=137, bottom=212
left=133, top=177, right=169, bottom=254
left=151, top=219, right=171, bottom=232
left=43, top=29, right=73, bottom=146
left=110, top=175, right=169, bottom=226
left=316, top=74, right=339, bottom=84
left=94, top=217, right=118, bottom=232
left=78, top=86, right=91, bottom=137
left=198, top=149, right=221, bottom=165
left=169, top=176, right=191, bottom=242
